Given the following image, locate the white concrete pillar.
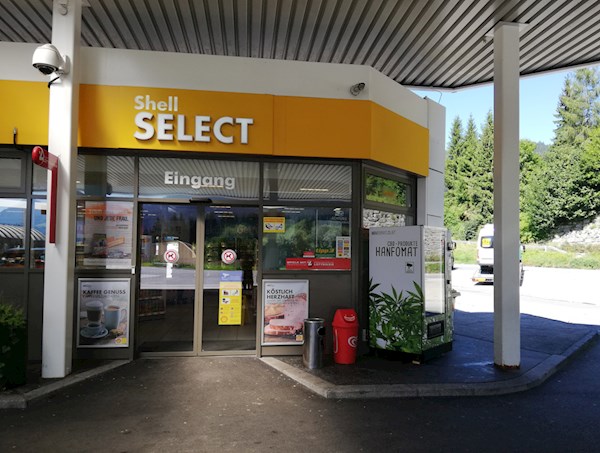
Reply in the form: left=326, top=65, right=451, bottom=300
left=493, top=22, right=521, bottom=367
left=42, top=0, right=82, bottom=378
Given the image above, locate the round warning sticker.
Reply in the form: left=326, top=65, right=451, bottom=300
left=164, top=250, right=179, bottom=263
left=221, top=249, right=237, bottom=265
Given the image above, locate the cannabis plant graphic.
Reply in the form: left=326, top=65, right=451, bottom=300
left=368, top=278, right=424, bottom=353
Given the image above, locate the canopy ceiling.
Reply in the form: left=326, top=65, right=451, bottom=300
left=1, top=0, right=599, bottom=90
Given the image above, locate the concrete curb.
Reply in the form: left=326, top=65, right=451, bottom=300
left=261, top=331, right=598, bottom=399
left=0, top=360, right=130, bottom=410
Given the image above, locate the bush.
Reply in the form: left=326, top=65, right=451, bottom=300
left=453, top=241, right=477, bottom=264
left=0, top=303, right=27, bottom=390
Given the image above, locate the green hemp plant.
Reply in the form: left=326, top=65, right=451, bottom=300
left=369, top=278, right=424, bottom=354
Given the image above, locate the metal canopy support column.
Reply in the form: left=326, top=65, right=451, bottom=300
left=493, top=22, right=521, bottom=368
left=41, top=0, right=82, bottom=378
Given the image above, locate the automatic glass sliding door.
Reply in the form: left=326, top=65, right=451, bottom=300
left=138, top=204, right=198, bottom=353
left=137, top=203, right=258, bottom=355
left=201, top=206, right=258, bottom=352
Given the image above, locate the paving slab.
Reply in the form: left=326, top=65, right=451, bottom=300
left=263, top=311, right=599, bottom=398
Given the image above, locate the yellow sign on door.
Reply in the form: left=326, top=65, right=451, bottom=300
left=218, top=281, right=243, bottom=325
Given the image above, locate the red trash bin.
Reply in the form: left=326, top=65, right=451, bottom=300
left=332, top=308, right=359, bottom=364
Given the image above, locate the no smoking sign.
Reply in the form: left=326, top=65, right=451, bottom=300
left=164, top=249, right=179, bottom=263
left=221, top=249, right=237, bottom=265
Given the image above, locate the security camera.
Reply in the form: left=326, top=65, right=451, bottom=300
left=32, top=44, right=69, bottom=76
left=350, top=82, right=366, bottom=96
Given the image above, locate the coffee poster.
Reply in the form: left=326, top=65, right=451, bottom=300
left=262, top=279, right=309, bottom=346
left=77, top=278, right=131, bottom=348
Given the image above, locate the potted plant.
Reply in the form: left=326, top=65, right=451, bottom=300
left=0, top=302, right=27, bottom=390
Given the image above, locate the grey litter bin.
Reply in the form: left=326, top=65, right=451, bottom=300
left=303, top=318, right=325, bottom=369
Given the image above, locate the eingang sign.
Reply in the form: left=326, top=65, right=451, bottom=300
left=164, top=171, right=235, bottom=190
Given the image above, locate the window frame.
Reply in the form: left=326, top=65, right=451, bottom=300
left=0, top=152, right=27, bottom=194
left=361, top=164, right=416, bottom=229
left=261, top=205, right=353, bottom=272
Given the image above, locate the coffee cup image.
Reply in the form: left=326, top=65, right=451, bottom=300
left=104, top=305, right=127, bottom=331
left=85, top=321, right=102, bottom=336
left=79, top=300, right=110, bottom=340
left=85, top=300, right=104, bottom=324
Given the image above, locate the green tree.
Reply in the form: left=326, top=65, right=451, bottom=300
left=444, top=114, right=495, bottom=240
left=445, top=68, right=600, bottom=242
left=578, top=127, right=600, bottom=216
left=519, top=139, right=543, bottom=242
left=456, top=117, right=480, bottom=220
left=452, top=112, right=494, bottom=240
left=445, top=116, right=464, bottom=195
left=522, top=67, right=600, bottom=241
left=519, top=139, right=540, bottom=193
left=471, top=111, right=494, bottom=227
left=444, top=116, right=480, bottom=239
left=554, top=68, right=600, bottom=147
left=444, top=116, right=465, bottom=237
left=522, top=143, right=585, bottom=240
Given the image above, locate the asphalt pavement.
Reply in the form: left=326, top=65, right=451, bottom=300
left=0, top=316, right=599, bottom=452
left=453, top=264, right=600, bottom=325
left=2, top=309, right=597, bottom=408
left=2, top=267, right=600, bottom=451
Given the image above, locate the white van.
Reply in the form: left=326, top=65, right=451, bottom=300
left=472, top=223, right=524, bottom=285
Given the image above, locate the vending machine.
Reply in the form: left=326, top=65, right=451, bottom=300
left=368, top=225, right=454, bottom=362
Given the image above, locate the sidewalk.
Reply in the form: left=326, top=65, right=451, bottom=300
left=1, top=311, right=597, bottom=408
left=264, top=311, right=598, bottom=398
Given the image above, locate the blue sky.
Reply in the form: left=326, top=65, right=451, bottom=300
left=412, top=69, right=575, bottom=146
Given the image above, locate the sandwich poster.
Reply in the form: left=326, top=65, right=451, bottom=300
left=81, top=201, right=133, bottom=268
left=262, top=279, right=309, bottom=345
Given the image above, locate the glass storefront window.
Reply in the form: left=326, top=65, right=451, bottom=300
left=77, top=155, right=135, bottom=197
left=0, top=199, right=27, bottom=268
left=263, top=162, right=352, bottom=202
left=32, top=164, right=48, bottom=195
left=365, top=173, right=410, bottom=208
left=0, top=158, right=24, bottom=190
left=263, top=206, right=351, bottom=271
left=31, top=200, right=47, bottom=269
left=76, top=201, right=134, bottom=269
left=139, top=157, right=259, bottom=201
left=362, top=208, right=412, bottom=229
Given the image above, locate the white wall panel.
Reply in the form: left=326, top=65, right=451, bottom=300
left=1, top=42, right=435, bottom=130
left=79, top=47, right=430, bottom=128
left=426, top=98, right=446, bottom=172
left=427, top=169, right=445, bottom=220
left=0, top=42, right=48, bottom=82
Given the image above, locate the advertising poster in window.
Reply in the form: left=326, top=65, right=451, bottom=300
left=77, top=278, right=130, bottom=348
left=262, top=280, right=309, bottom=345
left=263, top=216, right=285, bottom=233
left=336, top=236, right=351, bottom=258
left=219, top=271, right=243, bottom=325
left=80, top=201, right=133, bottom=268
